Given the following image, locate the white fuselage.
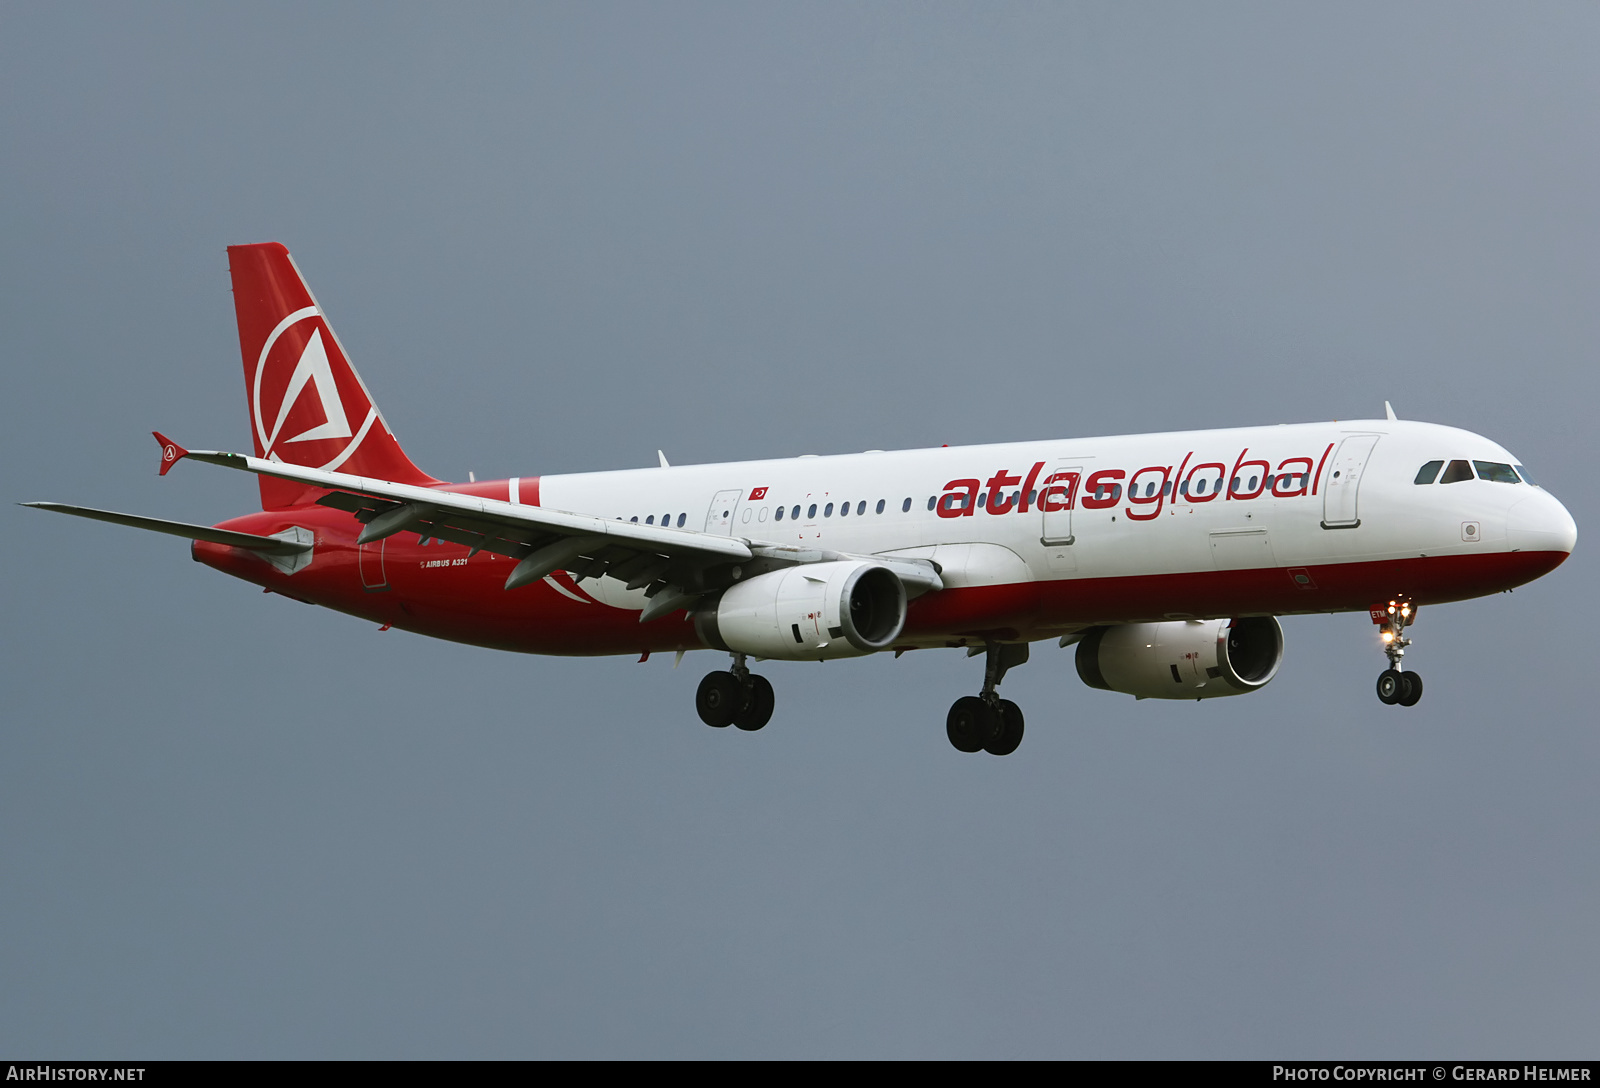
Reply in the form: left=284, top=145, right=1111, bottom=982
left=533, top=418, right=1573, bottom=644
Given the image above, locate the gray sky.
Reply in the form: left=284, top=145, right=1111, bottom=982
left=3, top=3, right=1597, bottom=1058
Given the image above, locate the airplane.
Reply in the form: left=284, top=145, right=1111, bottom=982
left=25, top=243, right=1578, bottom=755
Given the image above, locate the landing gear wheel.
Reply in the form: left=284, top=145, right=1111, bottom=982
left=1372, top=599, right=1422, bottom=706
left=696, top=671, right=741, bottom=727
left=734, top=674, right=775, bottom=731
left=984, top=699, right=1025, bottom=756
left=946, top=696, right=998, bottom=753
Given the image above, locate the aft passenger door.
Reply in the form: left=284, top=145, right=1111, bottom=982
left=358, top=538, right=388, bottom=591
left=1321, top=435, right=1381, bottom=529
left=704, top=489, right=744, bottom=535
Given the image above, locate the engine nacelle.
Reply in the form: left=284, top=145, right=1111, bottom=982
left=694, top=561, right=907, bottom=661
left=1075, top=617, right=1284, bottom=700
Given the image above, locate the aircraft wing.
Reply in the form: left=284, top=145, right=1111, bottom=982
left=170, top=446, right=939, bottom=621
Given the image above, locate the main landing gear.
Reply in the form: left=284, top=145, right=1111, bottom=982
left=696, top=653, right=775, bottom=731
left=946, top=642, right=1029, bottom=756
left=1373, top=599, right=1424, bottom=707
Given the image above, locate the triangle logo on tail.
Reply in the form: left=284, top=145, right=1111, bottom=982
left=266, top=327, right=353, bottom=452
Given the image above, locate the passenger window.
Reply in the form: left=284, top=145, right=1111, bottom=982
left=1414, top=461, right=1443, bottom=485
left=646, top=515, right=655, bottom=524
left=926, top=496, right=935, bottom=511
left=824, top=503, right=834, bottom=517
left=839, top=501, right=848, bottom=517
left=775, top=506, right=785, bottom=521
left=1439, top=460, right=1474, bottom=484
left=858, top=501, right=866, bottom=516
left=677, top=513, right=686, bottom=527
left=876, top=499, right=885, bottom=514
left=808, top=504, right=817, bottom=519
left=792, top=505, right=801, bottom=520
left=630, top=516, right=638, bottom=523
left=1474, top=461, right=1520, bottom=484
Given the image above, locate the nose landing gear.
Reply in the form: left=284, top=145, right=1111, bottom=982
left=946, top=642, right=1028, bottom=755
left=696, top=653, right=775, bottom=731
left=1372, top=600, right=1423, bottom=707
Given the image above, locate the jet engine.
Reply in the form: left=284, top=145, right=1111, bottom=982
left=695, top=561, right=907, bottom=661
left=1075, top=617, right=1283, bottom=700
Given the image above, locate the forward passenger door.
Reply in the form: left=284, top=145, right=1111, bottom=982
left=1321, top=435, right=1381, bottom=529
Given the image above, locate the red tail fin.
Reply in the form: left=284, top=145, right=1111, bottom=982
left=227, top=243, right=437, bottom=509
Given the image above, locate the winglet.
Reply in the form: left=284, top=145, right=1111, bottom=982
left=153, top=431, right=189, bottom=476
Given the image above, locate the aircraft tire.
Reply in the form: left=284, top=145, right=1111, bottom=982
left=734, top=674, right=775, bottom=731
left=985, top=700, right=1025, bottom=756
left=1376, top=669, right=1403, bottom=705
left=946, top=696, right=996, bottom=753
left=1397, top=671, right=1423, bottom=707
left=697, top=671, right=741, bottom=727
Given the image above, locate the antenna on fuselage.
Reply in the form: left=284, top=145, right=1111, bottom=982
left=658, top=450, right=671, bottom=468
left=1385, top=401, right=1398, bottom=421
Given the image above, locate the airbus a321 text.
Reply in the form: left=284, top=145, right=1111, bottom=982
left=28, top=244, right=1578, bottom=755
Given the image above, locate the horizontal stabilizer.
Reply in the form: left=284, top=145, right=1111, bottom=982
left=21, top=502, right=312, bottom=557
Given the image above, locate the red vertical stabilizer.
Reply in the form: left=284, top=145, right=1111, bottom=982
left=227, top=243, right=438, bottom=509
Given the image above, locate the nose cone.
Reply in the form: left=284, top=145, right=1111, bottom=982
left=1508, top=490, right=1578, bottom=556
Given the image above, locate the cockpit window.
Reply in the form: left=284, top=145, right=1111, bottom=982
left=1414, top=460, right=1443, bottom=485
left=1514, top=464, right=1537, bottom=487
left=1439, top=459, right=1475, bottom=484
left=1474, top=461, right=1520, bottom=484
